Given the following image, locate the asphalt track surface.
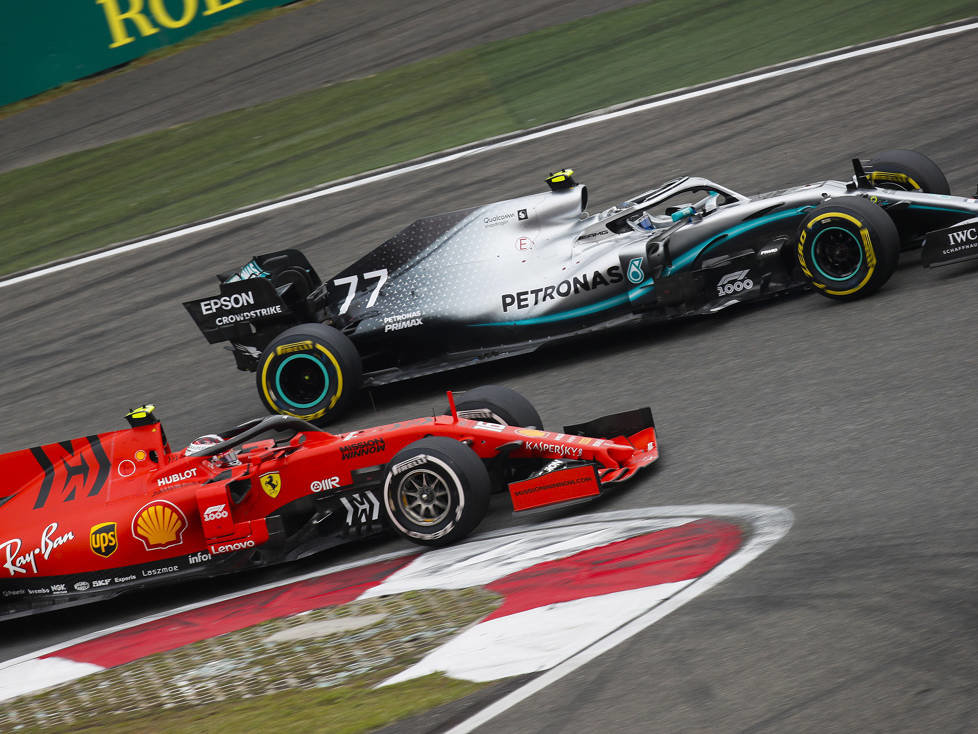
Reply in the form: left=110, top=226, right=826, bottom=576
left=0, top=0, right=643, bottom=172
left=2, top=27, right=978, bottom=734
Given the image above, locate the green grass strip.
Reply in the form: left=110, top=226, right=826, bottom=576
left=8, top=587, right=501, bottom=733
left=35, top=674, right=486, bottom=734
left=0, top=0, right=973, bottom=276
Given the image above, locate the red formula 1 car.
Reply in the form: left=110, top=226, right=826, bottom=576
left=0, top=386, right=657, bottom=618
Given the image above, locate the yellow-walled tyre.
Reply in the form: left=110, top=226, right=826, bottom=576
left=866, top=149, right=949, bottom=194
left=256, top=323, right=361, bottom=424
left=796, top=197, right=900, bottom=301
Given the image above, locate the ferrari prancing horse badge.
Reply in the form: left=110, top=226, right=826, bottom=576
left=260, top=472, right=281, bottom=499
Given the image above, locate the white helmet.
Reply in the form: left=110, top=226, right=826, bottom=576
left=185, top=434, right=240, bottom=467
left=185, top=434, right=222, bottom=456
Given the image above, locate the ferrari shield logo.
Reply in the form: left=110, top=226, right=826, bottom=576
left=260, top=472, right=282, bottom=499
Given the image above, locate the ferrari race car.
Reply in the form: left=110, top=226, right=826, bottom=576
left=0, top=386, right=658, bottom=618
left=184, top=149, right=978, bottom=423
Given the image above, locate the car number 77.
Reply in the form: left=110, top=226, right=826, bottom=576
left=331, top=269, right=389, bottom=315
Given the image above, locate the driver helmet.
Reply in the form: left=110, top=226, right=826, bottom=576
left=635, top=212, right=655, bottom=231
left=184, top=434, right=240, bottom=467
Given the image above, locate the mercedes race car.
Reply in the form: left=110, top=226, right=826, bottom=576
left=0, top=386, right=658, bottom=618
left=184, top=149, right=978, bottom=423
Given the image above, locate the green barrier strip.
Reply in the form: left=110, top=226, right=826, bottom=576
left=1, top=0, right=296, bottom=106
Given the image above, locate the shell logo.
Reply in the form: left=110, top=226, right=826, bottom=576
left=515, top=428, right=548, bottom=439
left=132, top=500, right=188, bottom=551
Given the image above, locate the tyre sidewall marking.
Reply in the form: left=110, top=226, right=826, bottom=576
left=799, top=210, right=877, bottom=296
left=455, top=406, right=508, bottom=426
left=868, top=170, right=920, bottom=191
left=384, top=454, right=465, bottom=542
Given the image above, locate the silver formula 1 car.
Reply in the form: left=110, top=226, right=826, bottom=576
left=184, top=149, right=978, bottom=423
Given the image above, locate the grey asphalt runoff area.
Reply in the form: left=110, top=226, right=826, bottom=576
left=2, top=24, right=978, bottom=734
left=0, top=0, right=644, bottom=172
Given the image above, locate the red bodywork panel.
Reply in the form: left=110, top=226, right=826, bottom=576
left=0, top=406, right=658, bottom=613
left=510, top=465, right=602, bottom=511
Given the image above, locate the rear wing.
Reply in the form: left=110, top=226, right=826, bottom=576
left=182, top=249, right=326, bottom=345
left=183, top=277, right=293, bottom=344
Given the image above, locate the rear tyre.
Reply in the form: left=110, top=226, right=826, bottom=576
left=450, top=385, right=542, bottom=429
left=866, top=149, right=949, bottom=195
left=796, top=197, right=900, bottom=300
left=383, top=437, right=491, bottom=547
left=256, top=323, right=361, bottom=424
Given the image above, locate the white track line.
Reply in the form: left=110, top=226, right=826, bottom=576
left=0, top=546, right=416, bottom=671
left=446, top=504, right=794, bottom=734
left=0, top=505, right=784, bottom=664
left=2, top=19, right=975, bottom=292
left=1, top=505, right=791, bottom=713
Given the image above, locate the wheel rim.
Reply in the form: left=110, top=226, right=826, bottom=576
left=397, top=468, right=451, bottom=526
left=811, top=226, right=864, bottom=281
left=274, top=354, right=330, bottom=409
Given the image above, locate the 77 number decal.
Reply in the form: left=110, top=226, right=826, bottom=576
left=331, top=269, right=388, bottom=315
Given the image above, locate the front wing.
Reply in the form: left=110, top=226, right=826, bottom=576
left=921, top=218, right=978, bottom=267
left=506, top=407, right=658, bottom=512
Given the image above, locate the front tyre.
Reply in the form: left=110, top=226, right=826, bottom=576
left=796, top=197, right=900, bottom=300
left=256, top=323, right=361, bottom=424
left=383, top=437, right=490, bottom=547
left=866, top=149, right=949, bottom=195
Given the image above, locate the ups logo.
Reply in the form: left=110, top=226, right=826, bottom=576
left=90, top=522, right=118, bottom=558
